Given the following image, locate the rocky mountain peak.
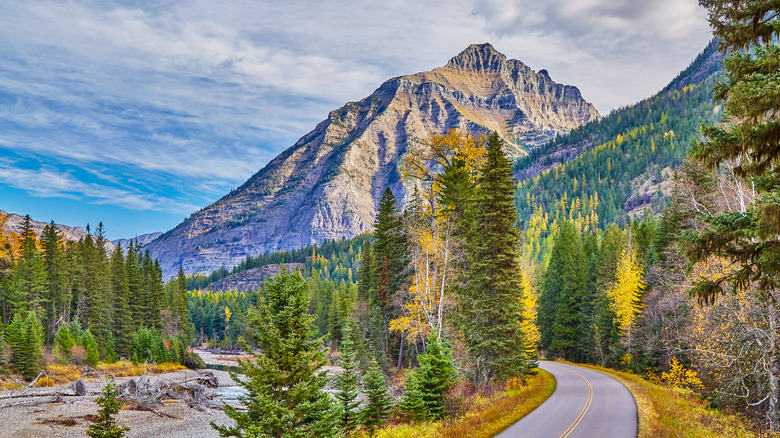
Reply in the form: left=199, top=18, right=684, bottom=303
left=446, top=43, right=508, bottom=72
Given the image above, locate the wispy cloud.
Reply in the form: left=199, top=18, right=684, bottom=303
left=0, top=0, right=712, bottom=237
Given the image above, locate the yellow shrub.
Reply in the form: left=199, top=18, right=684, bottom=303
left=33, top=377, right=57, bottom=387
left=661, top=357, right=704, bottom=391
left=45, top=363, right=82, bottom=383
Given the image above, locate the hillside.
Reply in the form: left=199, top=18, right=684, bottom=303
left=514, top=41, right=722, bottom=264
left=0, top=209, right=116, bottom=252
left=146, top=43, right=599, bottom=277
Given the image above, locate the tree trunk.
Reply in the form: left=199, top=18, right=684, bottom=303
left=769, top=299, right=779, bottom=432
left=396, top=330, right=405, bottom=371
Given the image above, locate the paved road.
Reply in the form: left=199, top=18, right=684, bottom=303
left=496, top=361, right=637, bottom=438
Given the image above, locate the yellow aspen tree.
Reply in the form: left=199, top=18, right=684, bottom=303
left=606, top=241, right=645, bottom=355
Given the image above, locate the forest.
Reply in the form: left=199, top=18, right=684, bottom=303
left=0, top=1, right=778, bottom=436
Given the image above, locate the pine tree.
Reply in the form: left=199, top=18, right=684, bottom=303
left=460, top=132, right=533, bottom=385
left=87, top=376, right=129, bottom=438
left=334, top=324, right=361, bottom=436
left=104, top=332, right=118, bottom=363
left=109, top=245, right=132, bottom=358
left=7, top=311, right=44, bottom=379
left=125, top=242, right=143, bottom=332
left=539, top=220, right=589, bottom=362
left=176, top=266, right=190, bottom=338
left=0, top=330, right=7, bottom=373
left=81, top=329, right=100, bottom=367
left=54, top=322, right=75, bottom=359
left=40, top=221, right=65, bottom=346
left=211, top=270, right=338, bottom=437
left=371, top=188, right=408, bottom=308
left=361, top=357, right=392, bottom=437
left=401, top=336, right=456, bottom=421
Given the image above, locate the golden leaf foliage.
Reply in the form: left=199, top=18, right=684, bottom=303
left=607, top=243, right=645, bottom=337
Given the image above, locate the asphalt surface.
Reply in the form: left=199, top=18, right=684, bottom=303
left=496, top=361, right=638, bottom=438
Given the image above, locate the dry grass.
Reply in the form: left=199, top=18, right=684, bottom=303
left=367, top=369, right=556, bottom=438
left=45, top=363, right=81, bottom=384
left=95, top=360, right=186, bottom=377
left=575, top=363, right=760, bottom=438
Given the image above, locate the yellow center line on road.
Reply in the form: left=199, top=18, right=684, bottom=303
left=558, top=368, right=594, bottom=438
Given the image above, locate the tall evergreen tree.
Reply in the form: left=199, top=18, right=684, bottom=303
left=176, top=266, right=190, bottom=338
left=211, top=270, right=338, bottom=438
left=371, top=188, right=408, bottom=307
left=40, top=222, right=65, bottom=346
left=460, top=133, right=533, bottom=385
left=109, top=245, right=132, bottom=358
left=686, top=1, right=780, bottom=430
left=539, top=220, right=590, bottom=361
left=334, top=324, right=361, bottom=436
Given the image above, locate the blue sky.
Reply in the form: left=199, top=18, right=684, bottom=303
left=0, top=0, right=712, bottom=240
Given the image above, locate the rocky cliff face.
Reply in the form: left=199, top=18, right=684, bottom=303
left=146, top=43, right=600, bottom=277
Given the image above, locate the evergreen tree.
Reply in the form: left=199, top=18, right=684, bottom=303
left=81, top=329, right=100, bottom=366
left=104, top=332, right=118, bottom=363
left=0, top=330, right=6, bottom=373
left=460, top=132, right=533, bottom=385
left=109, top=245, right=132, bottom=358
left=40, top=221, right=65, bottom=346
left=400, top=336, right=456, bottom=421
left=54, top=322, right=75, bottom=359
left=211, top=270, right=338, bottom=438
left=371, top=188, right=408, bottom=308
left=87, top=376, right=129, bottom=438
left=539, top=220, right=590, bottom=361
left=334, top=324, right=361, bottom=436
left=360, top=357, right=392, bottom=437
left=176, top=266, right=190, bottom=338
left=15, top=215, right=47, bottom=318
left=7, top=311, right=44, bottom=379
left=125, top=242, right=143, bottom=332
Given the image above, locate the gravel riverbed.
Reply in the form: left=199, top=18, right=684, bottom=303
left=0, top=369, right=239, bottom=438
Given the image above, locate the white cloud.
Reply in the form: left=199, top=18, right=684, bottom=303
left=0, top=0, right=714, bottom=231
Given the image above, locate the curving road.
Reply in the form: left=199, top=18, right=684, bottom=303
left=496, top=361, right=637, bottom=438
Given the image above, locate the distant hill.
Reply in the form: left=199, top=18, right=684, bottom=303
left=0, top=209, right=116, bottom=252
left=146, top=43, right=599, bottom=277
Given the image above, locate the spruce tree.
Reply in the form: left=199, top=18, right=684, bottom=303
left=361, top=357, right=392, bottom=437
left=40, top=222, right=65, bottom=346
left=401, top=336, right=456, bottom=421
left=176, top=266, right=190, bottom=338
left=539, top=220, right=589, bottom=361
left=87, top=375, right=129, bottom=438
left=211, top=270, right=338, bottom=438
left=109, top=245, right=132, bottom=358
left=460, top=132, right=533, bottom=385
left=371, top=188, right=408, bottom=308
left=334, top=324, right=361, bottom=436
left=54, top=322, right=75, bottom=359
left=0, top=330, right=6, bottom=373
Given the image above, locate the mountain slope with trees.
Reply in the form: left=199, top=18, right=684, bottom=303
left=145, top=43, right=599, bottom=277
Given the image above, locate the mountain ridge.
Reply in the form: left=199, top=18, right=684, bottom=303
left=146, top=43, right=600, bottom=277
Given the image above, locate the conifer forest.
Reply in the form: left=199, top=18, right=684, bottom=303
left=1, top=0, right=780, bottom=436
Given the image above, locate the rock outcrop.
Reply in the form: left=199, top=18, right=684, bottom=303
left=146, top=43, right=600, bottom=277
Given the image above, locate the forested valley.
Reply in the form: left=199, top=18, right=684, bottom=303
left=1, top=1, right=779, bottom=436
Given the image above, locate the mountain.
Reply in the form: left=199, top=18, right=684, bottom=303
left=147, top=43, right=600, bottom=277
left=513, top=41, right=722, bottom=264
left=0, top=209, right=116, bottom=252
left=111, top=232, right=162, bottom=250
